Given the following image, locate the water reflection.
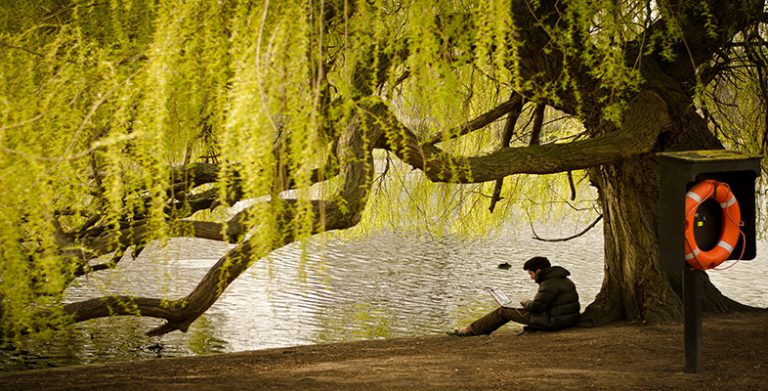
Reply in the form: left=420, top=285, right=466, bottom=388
left=2, top=224, right=766, bottom=371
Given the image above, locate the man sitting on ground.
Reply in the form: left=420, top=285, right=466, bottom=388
left=449, top=256, right=580, bottom=336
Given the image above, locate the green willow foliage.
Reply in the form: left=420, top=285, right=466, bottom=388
left=0, top=0, right=765, bottom=342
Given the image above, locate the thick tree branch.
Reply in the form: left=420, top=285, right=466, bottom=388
left=72, top=246, right=126, bottom=277
left=377, top=91, right=671, bottom=183
left=63, top=107, right=383, bottom=336
left=64, top=296, right=182, bottom=323
left=68, top=144, right=343, bottom=269
left=168, top=149, right=339, bottom=205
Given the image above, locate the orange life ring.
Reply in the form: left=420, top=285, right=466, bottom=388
left=684, top=179, right=742, bottom=270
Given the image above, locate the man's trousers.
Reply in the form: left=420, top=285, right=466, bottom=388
left=469, top=307, right=531, bottom=335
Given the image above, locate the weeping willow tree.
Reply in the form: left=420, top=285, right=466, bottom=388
left=1, top=0, right=767, bottom=342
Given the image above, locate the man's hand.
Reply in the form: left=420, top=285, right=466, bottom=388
left=520, top=299, right=531, bottom=307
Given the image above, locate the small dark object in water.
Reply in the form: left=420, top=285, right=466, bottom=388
left=498, top=262, right=511, bottom=270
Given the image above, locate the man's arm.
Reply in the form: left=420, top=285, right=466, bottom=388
left=523, top=281, right=557, bottom=313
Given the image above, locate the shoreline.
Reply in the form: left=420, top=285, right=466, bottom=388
left=1, top=311, right=766, bottom=390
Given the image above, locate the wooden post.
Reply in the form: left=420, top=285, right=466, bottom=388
left=683, top=267, right=702, bottom=373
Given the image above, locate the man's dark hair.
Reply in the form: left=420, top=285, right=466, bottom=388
left=523, top=256, right=551, bottom=271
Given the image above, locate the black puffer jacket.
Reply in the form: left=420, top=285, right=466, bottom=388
left=523, top=266, right=580, bottom=331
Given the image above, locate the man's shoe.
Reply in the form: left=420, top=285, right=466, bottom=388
left=446, top=328, right=474, bottom=337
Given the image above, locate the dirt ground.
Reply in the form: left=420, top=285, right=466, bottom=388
left=0, top=312, right=766, bottom=391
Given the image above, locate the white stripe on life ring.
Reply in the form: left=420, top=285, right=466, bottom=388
left=685, top=248, right=701, bottom=261
left=720, top=195, right=736, bottom=208
left=686, top=191, right=703, bottom=203
left=718, top=240, right=734, bottom=253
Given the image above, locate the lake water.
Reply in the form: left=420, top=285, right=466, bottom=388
left=2, top=223, right=767, bottom=371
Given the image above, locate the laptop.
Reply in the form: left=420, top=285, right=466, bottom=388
left=487, top=288, right=525, bottom=315
left=488, top=287, right=516, bottom=307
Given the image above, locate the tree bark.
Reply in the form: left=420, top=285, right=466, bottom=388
left=583, top=156, right=684, bottom=324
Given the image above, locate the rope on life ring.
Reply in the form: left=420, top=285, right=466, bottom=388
left=684, top=179, right=744, bottom=270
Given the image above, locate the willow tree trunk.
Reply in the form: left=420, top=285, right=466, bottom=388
left=585, top=153, right=694, bottom=323
left=582, top=96, right=756, bottom=325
